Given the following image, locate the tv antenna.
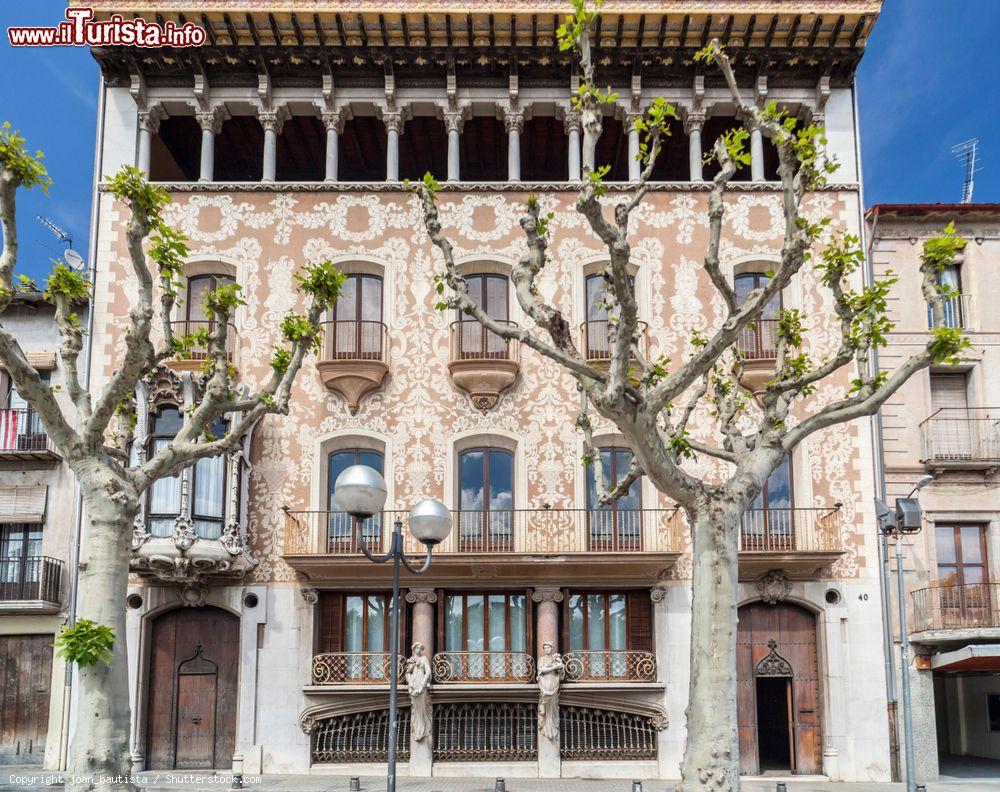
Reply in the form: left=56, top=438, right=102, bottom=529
left=951, top=139, right=981, bottom=204
left=35, top=215, right=86, bottom=273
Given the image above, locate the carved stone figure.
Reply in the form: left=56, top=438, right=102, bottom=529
left=405, top=642, right=432, bottom=741
left=536, top=641, right=565, bottom=741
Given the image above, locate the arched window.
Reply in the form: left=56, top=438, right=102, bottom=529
left=457, top=446, right=513, bottom=552
left=587, top=446, right=642, bottom=551
left=735, top=272, right=782, bottom=359
left=191, top=415, right=229, bottom=540
left=146, top=407, right=184, bottom=537
left=186, top=274, right=235, bottom=324
left=327, top=448, right=384, bottom=552
left=454, top=274, right=510, bottom=359
left=584, top=272, right=636, bottom=360
left=329, top=274, right=384, bottom=360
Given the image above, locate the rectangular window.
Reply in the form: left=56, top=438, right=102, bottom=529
left=565, top=591, right=652, bottom=679
left=0, top=523, right=43, bottom=599
left=442, top=592, right=528, bottom=680
left=316, top=592, right=390, bottom=681
left=935, top=524, right=990, bottom=628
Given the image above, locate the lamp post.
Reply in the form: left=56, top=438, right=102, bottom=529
left=875, top=474, right=932, bottom=792
left=333, top=464, right=451, bottom=792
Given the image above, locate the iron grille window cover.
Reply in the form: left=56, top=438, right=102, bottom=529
left=433, top=702, right=538, bottom=762
left=559, top=706, right=658, bottom=761
left=311, top=708, right=410, bottom=763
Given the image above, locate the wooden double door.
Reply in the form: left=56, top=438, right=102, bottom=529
left=0, top=635, right=52, bottom=765
left=737, top=601, right=822, bottom=775
left=146, top=607, right=239, bottom=770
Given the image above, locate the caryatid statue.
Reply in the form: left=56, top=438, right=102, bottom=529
left=536, top=640, right=565, bottom=740
left=405, top=642, right=432, bottom=741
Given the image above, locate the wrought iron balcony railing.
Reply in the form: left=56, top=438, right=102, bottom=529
left=737, top=318, right=779, bottom=360
left=318, top=319, right=388, bottom=363
left=911, top=583, right=1000, bottom=633
left=739, top=506, right=843, bottom=553
left=167, top=320, right=238, bottom=363
left=563, top=650, right=657, bottom=682
left=0, top=409, right=56, bottom=455
left=449, top=319, right=520, bottom=362
left=927, top=294, right=972, bottom=330
left=282, top=507, right=684, bottom=556
left=0, top=556, right=63, bottom=604
left=432, top=651, right=535, bottom=683
left=311, top=651, right=405, bottom=685
left=580, top=320, right=650, bottom=363
left=919, top=408, right=1000, bottom=466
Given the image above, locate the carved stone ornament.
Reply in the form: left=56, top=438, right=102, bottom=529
left=756, top=569, right=792, bottom=605
left=131, top=514, right=151, bottom=551
left=146, top=365, right=184, bottom=408
left=219, top=519, right=245, bottom=556
left=649, top=712, right=669, bottom=731
left=755, top=639, right=793, bottom=678
left=172, top=516, right=198, bottom=552
left=301, top=588, right=319, bottom=606
left=650, top=586, right=668, bottom=603
left=177, top=582, right=208, bottom=608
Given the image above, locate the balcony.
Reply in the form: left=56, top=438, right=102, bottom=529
left=164, top=320, right=238, bottom=373
left=0, top=409, right=59, bottom=462
left=927, top=294, right=973, bottom=330
left=282, top=507, right=683, bottom=585
left=737, top=318, right=778, bottom=395
left=919, top=408, right=1000, bottom=470
left=911, top=583, right=1000, bottom=643
left=0, top=556, right=64, bottom=613
left=738, top=505, right=845, bottom=579
left=447, top=320, right=520, bottom=411
left=311, top=652, right=403, bottom=685
left=563, top=650, right=657, bottom=683
left=580, top=320, right=649, bottom=368
left=315, top=319, right=389, bottom=414
left=432, top=651, right=535, bottom=683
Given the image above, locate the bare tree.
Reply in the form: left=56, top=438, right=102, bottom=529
left=413, top=4, right=967, bottom=789
left=0, top=128, right=344, bottom=791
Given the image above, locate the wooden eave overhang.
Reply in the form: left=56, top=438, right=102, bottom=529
left=81, top=2, right=881, bottom=87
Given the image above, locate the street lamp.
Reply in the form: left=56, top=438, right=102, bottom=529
left=875, top=473, right=932, bottom=792
left=333, top=464, right=451, bottom=792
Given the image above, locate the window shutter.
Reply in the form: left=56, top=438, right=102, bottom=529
left=317, top=592, right=344, bottom=654
left=560, top=588, right=570, bottom=652
left=627, top=590, right=653, bottom=652
left=436, top=589, right=446, bottom=652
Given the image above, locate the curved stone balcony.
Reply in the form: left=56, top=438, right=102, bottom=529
left=432, top=651, right=535, bottom=683
left=447, top=320, right=520, bottom=411
left=580, top=320, right=649, bottom=369
left=163, top=320, right=238, bottom=374
left=736, top=318, right=778, bottom=395
left=315, top=319, right=389, bottom=413
left=563, top=650, right=657, bottom=683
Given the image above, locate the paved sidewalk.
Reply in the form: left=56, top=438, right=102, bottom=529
left=3, top=773, right=1000, bottom=792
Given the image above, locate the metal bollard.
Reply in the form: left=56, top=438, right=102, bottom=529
left=917, top=786, right=926, bottom=792
left=632, top=781, right=643, bottom=792
left=776, top=783, right=787, bottom=792
left=495, top=779, right=507, bottom=792
left=349, top=777, right=361, bottom=791
left=230, top=752, right=244, bottom=790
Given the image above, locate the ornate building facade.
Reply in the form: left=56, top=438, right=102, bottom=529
left=81, top=0, right=892, bottom=781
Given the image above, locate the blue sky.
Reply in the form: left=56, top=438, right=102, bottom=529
left=1, top=0, right=998, bottom=283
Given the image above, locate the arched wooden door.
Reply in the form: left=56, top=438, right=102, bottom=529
left=146, top=606, right=239, bottom=770
left=737, top=600, right=822, bottom=775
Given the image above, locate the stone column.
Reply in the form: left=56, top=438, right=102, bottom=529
left=404, top=588, right=437, bottom=777
left=505, top=110, right=523, bottom=182
left=750, top=126, right=765, bottom=182
left=195, top=110, right=223, bottom=183
left=136, top=106, right=164, bottom=175
left=383, top=110, right=403, bottom=182
left=443, top=111, right=463, bottom=182
left=532, top=587, right=563, bottom=779
left=260, top=110, right=285, bottom=183
left=321, top=111, right=342, bottom=182
left=626, top=112, right=643, bottom=181
left=564, top=111, right=582, bottom=182
left=685, top=111, right=706, bottom=182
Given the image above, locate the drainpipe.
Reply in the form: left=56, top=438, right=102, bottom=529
left=853, top=79, right=899, bottom=780
left=60, top=70, right=106, bottom=772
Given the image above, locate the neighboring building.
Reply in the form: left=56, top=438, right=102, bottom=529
left=82, top=1, right=891, bottom=781
left=0, top=290, right=85, bottom=768
left=870, top=203, right=1000, bottom=781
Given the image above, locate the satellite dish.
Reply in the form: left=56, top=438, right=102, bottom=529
left=63, top=249, right=85, bottom=272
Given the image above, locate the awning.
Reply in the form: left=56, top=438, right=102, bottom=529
left=932, top=644, right=1000, bottom=673
left=0, top=485, right=48, bottom=523
left=0, top=352, right=57, bottom=371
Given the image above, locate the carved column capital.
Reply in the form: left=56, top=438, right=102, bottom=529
left=405, top=588, right=438, bottom=604
left=195, top=108, right=227, bottom=135
left=138, top=105, right=167, bottom=135
left=684, top=110, right=707, bottom=135
left=382, top=110, right=404, bottom=134
left=624, top=110, right=645, bottom=133
left=321, top=111, right=344, bottom=134
left=300, top=588, right=319, bottom=606
left=650, top=586, right=669, bottom=603
left=443, top=110, right=465, bottom=134
left=531, top=587, right=564, bottom=604
left=504, top=110, right=524, bottom=135
left=563, top=110, right=582, bottom=135
left=259, top=108, right=288, bottom=135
